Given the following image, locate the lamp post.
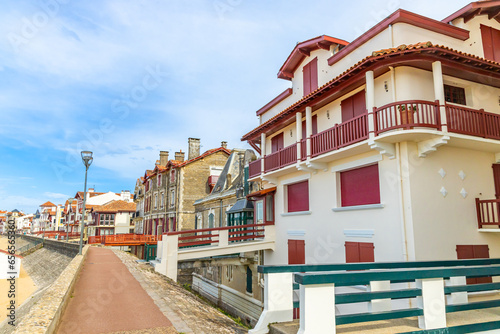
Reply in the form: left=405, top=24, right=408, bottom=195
left=79, top=151, right=93, bottom=255
left=66, top=198, right=73, bottom=242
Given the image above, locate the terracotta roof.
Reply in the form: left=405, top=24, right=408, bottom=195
left=94, top=200, right=136, bottom=213
left=241, top=41, right=500, bottom=141
left=40, top=201, right=56, bottom=207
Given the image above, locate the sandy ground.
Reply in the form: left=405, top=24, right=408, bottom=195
left=0, top=237, right=37, bottom=323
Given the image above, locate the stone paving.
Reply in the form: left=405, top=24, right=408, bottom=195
left=113, top=249, right=248, bottom=334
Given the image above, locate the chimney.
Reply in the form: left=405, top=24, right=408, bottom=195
left=159, top=151, right=169, bottom=165
left=188, top=138, right=201, bottom=160
left=175, top=150, right=185, bottom=162
left=88, top=188, right=94, bottom=193
left=221, top=141, right=227, bottom=149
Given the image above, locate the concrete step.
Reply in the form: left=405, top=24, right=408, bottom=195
left=269, top=320, right=299, bottom=334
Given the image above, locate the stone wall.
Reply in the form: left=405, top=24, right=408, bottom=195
left=17, top=235, right=79, bottom=257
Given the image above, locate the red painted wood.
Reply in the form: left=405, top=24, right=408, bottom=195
left=346, top=242, right=374, bottom=263
left=345, top=242, right=359, bottom=263
left=287, top=180, right=309, bottom=212
left=248, top=159, right=262, bottom=178
left=303, top=57, right=318, bottom=96
left=481, top=25, right=496, bottom=61
left=340, top=164, right=380, bottom=207
left=493, top=164, right=500, bottom=199
left=341, top=90, right=366, bottom=122
left=375, top=100, right=440, bottom=135
left=457, top=245, right=492, bottom=284
left=302, top=115, right=318, bottom=139
left=288, top=239, right=305, bottom=265
left=256, top=88, right=293, bottom=116
left=271, top=133, right=284, bottom=153
left=446, top=104, right=500, bottom=140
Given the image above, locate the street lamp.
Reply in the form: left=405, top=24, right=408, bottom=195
left=67, top=198, right=73, bottom=242
left=79, top=151, right=93, bottom=255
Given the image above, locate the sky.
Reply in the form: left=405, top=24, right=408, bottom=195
left=0, top=0, right=471, bottom=213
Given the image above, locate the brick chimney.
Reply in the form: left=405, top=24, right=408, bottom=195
left=221, top=141, right=228, bottom=149
left=175, top=150, right=185, bottom=162
left=88, top=188, right=94, bottom=193
left=159, top=151, right=169, bottom=165
left=188, top=138, right=201, bottom=160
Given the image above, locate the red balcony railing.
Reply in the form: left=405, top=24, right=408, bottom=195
left=374, top=100, right=441, bottom=135
left=300, top=139, right=307, bottom=161
left=476, top=198, right=500, bottom=228
left=249, top=158, right=262, bottom=178
left=311, top=113, right=368, bottom=157
left=264, top=143, right=297, bottom=172
left=166, top=222, right=272, bottom=248
left=446, top=104, right=500, bottom=140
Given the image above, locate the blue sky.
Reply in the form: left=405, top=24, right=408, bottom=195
left=0, top=0, right=470, bottom=213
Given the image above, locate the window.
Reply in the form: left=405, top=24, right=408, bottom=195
left=170, top=170, right=175, bottom=182
left=341, top=90, right=366, bottom=122
left=170, top=190, right=175, bottom=207
left=287, top=180, right=309, bottom=212
left=226, top=265, right=233, bottom=281
left=99, top=214, right=115, bottom=226
left=444, top=85, right=466, bottom=105
left=303, top=57, right=318, bottom=96
left=160, top=192, right=164, bottom=209
left=208, top=213, right=215, bottom=229
left=154, top=194, right=158, bottom=209
left=271, top=133, right=284, bottom=153
left=340, top=164, right=380, bottom=207
left=345, top=242, right=374, bottom=263
left=480, top=24, right=500, bottom=63
left=265, top=194, right=274, bottom=222
left=246, top=266, right=253, bottom=294
left=456, top=245, right=492, bottom=284
left=158, top=174, right=162, bottom=187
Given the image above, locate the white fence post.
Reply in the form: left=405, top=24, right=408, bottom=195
left=155, top=234, right=179, bottom=281
left=446, top=276, right=468, bottom=305
left=298, top=283, right=336, bottom=334
left=249, top=272, right=293, bottom=334
left=219, top=229, right=229, bottom=247
left=416, top=278, right=446, bottom=330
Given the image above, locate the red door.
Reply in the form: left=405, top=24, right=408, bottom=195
left=271, top=133, right=284, bottom=153
left=456, top=245, right=492, bottom=284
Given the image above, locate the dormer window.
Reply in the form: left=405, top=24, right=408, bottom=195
left=303, top=57, right=318, bottom=96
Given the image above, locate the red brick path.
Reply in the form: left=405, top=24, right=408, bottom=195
left=57, top=247, right=174, bottom=334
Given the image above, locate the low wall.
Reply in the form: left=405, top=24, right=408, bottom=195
left=17, top=235, right=80, bottom=257
left=13, top=245, right=90, bottom=334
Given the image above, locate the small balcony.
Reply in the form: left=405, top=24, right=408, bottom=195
left=476, top=198, right=500, bottom=230
left=264, top=143, right=297, bottom=173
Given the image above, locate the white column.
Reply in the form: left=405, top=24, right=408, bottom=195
left=219, top=229, right=229, bottom=247
left=305, top=107, right=312, bottom=159
left=264, top=224, right=275, bottom=242
left=249, top=272, right=294, bottom=334
left=445, top=276, right=468, bottom=305
left=416, top=278, right=446, bottom=330
left=369, top=280, right=391, bottom=312
left=296, top=112, right=302, bottom=161
left=155, top=234, right=179, bottom=281
left=298, top=283, right=336, bottom=334
left=261, top=132, right=266, bottom=172
left=432, top=61, right=448, bottom=132
left=366, top=71, right=375, bottom=139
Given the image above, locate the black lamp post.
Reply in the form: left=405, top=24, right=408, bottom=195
left=79, top=151, right=93, bottom=255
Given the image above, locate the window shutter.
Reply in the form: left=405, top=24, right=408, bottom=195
left=271, top=133, right=284, bottom=153
left=288, top=239, right=305, bottom=264
left=359, top=242, right=375, bottom=262
left=340, top=164, right=380, bottom=207
left=303, top=57, right=318, bottom=97
left=345, top=242, right=359, bottom=263
left=287, top=181, right=309, bottom=212
left=353, top=90, right=367, bottom=118
left=341, top=96, right=354, bottom=122
left=481, top=24, right=495, bottom=60
left=473, top=245, right=490, bottom=259
left=301, top=115, right=318, bottom=139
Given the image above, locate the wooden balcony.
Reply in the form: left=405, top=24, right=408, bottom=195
left=249, top=100, right=500, bottom=178
left=264, top=143, right=297, bottom=173
left=476, top=198, right=500, bottom=229
left=374, top=100, right=441, bottom=135
left=446, top=104, right=500, bottom=140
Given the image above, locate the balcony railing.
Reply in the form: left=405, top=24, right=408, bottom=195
left=374, top=100, right=441, bottom=135
left=312, top=113, right=368, bottom=157
left=248, top=158, right=261, bottom=178
left=264, top=143, right=297, bottom=173
left=476, top=198, right=500, bottom=228
left=446, top=104, right=500, bottom=140
left=300, top=139, right=307, bottom=161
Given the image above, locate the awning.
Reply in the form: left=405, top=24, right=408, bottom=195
left=247, top=187, right=277, bottom=199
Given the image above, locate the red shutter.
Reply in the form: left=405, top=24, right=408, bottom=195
left=492, top=27, right=500, bottom=62
left=340, top=164, right=380, bottom=207
left=456, top=245, right=491, bottom=284
left=345, top=242, right=359, bottom=263
left=481, top=24, right=495, bottom=61
left=473, top=245, right=490, bottom=259
left=341, top=96, right=354, bottom=122
left=456, top=245, right=474, bottom=259
left=359, top=243, right=375, bottom=262
left=288, top=239, right=305, bottom=265
left=271, top=133, right=284, bottom=153
left=287, top=181, right=309, bottom=212
left=493, top=164, right=500, bottom=199
left=353, top=90, right=367, bottom=118
left=303, top=58, right=318, bottom=97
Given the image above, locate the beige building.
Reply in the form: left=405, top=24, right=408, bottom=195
left=242, top=2, right=500, bottom=268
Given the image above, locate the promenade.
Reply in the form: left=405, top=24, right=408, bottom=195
left=57, top=247, right=247, bottom=334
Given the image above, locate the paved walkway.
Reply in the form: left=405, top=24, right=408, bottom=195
left=57, top=247, right=175, bottom=334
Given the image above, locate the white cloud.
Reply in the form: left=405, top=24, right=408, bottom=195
left=43, top=192, right=69, bottom=200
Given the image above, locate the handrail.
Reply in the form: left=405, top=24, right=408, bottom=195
left=166, top=222, right=273, bottom=236
left=248, top=158, right=261, bottom=178
left=476, top=197, right=500, bottom=228
left=258, top=258, right=500, bottom=273
left=446, top=103, right=500, bottom=140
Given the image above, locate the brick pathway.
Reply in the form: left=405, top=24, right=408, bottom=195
left=113, top=249, right=248, bottom=334
left=57, top=247, right=175, bottom=334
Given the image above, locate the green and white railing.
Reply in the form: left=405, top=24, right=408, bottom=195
left=250, top=259, right=500, bottom=334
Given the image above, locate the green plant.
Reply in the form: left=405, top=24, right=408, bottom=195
left=398, top=104, right=417, bottom=112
